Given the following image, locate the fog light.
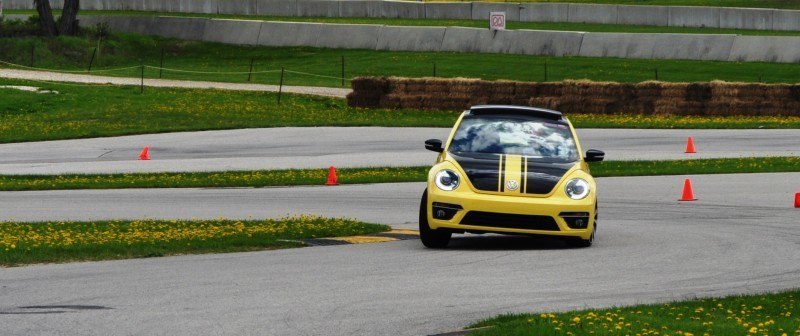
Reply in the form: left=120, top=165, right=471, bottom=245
left=432, top=202, right=462, bottom=220
left=560, top=212, right=590, bottom=229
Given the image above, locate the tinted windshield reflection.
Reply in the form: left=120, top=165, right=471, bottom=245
left=449, top=115, right=578, bottom=163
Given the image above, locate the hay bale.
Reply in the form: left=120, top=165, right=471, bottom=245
left=685, top=83, right=713, bottom=102
left=635, top=81, right=663, bottom=98
left=514, top=82, right=540, bottom=98
left=537, top=82, right=564, bottom=97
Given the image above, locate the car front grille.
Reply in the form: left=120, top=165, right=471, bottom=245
left=459, top=211, right=560, bottom=231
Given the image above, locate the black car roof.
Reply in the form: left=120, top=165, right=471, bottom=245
left=467, top=105, right=564, bottom=121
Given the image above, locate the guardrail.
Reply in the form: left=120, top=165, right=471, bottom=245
left=5, top=0, right=800, bottom=31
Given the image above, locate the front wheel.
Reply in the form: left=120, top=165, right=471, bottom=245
left=419, top=190, right=451, bottom=248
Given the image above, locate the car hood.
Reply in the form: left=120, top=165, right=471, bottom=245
left=448, top=152, right=576, bottom=196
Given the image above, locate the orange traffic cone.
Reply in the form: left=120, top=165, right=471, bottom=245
left=139, top=146, right=150, bottom=160
left=795, top=193, right=799, bottom=208
left=679, top=178, right=697, bottom=201
left=685, top=137, right=696, bottom=154
left=325, top=166, right=339, bottom=186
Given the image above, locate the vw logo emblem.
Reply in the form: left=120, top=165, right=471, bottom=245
left=506, top=179, right=519, bottom=191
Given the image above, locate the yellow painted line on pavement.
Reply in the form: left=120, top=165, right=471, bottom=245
left=387, top=229, right=420, bottom=235
left=327, top=236, right=398, bottom=244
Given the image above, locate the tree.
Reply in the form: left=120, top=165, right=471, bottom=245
left=34, top=0, right=58, bottom=36
left=34, top=0, right=80, bottom=36
left=59, top=0, right=79, bottom=35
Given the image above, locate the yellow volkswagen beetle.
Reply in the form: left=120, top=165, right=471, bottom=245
left=420, top=105, right=604, bottom=248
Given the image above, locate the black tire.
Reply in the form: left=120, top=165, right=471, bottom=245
left=566, top=230, right=594, bottom=248
left=419, top=189, right=451, bottom=248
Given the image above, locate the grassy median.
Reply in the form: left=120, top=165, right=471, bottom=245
left=469, top=290, right=800, bottom=335
left=0, top=216, right=389, bottom=266
left=1, top=78, right=799, bottom=144
left=1, top=157, right=798, bottom=191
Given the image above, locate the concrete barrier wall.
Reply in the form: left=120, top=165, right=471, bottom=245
left=728, top=36, right=800, bottom=63
left=296, top=0, right=339, bottom=17
left=374, top=1, right=425, bottom=19
left=514, top=29, right=584, bottom=56
left=519, top=3, right=568, bottom=23
left=425, top=3, right=471, bottom=20
left=257, top=21, right=320, bottom=47
left=315, top=23, right=383, bottom=49
left=2, top=14, right=31, bottom=21
left=472, top=2, right=520, bottom=21
left=376, top=26, right=445, bottom=51
left=152, top=16, right=208, bottom=41
left=203, top=19, right=262, bottom=45
left=617, top=5, right=669, bottom=26
left=651, top=34, right=736, bottom=61
left=578, top=33, right=656, bottom=59
left=77, top=16, right=800, bottom=63
left=339, top=0, right=369, bottom=18
left=719, top=8, right=773, bottom=30
left=442, top=27, right=557, bottom=55
left=668, top=6, right=719, bottom=28
left=569, top=4, right=618, bottom=24
left=8, top=1, right=800, bottom=31
left=772, top=10, right=800, bottom=31
left=218, top=0, right=257, bottom=15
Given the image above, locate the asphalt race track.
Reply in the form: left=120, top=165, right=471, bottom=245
left=0, top=128, right=797, bottom=174
left=1, top=173, right=799, bottom=335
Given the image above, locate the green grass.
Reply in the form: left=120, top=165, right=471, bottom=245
left=0, top=78, right=458, bottom=143
left=589, top=157, right=800, bottom=177
left=2, top=31, right=800, bottom=89
left=0, top=167, right=432, bottom=191
left=469, top=290, right=800, bottom=335
left=0, top=216, right=389, bottom=266
left=1, top=77, right=799, bottom=144
left=8, top=10, right=800, bottom=36
left=2, top=157, right=798, bottom=191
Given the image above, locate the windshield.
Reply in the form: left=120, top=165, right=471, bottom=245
left=448, top=114, right=579, bottom=163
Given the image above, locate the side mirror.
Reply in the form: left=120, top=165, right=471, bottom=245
left=425, top=139, right=444, bottom=153
left=584, top=149, right=605, bottom=162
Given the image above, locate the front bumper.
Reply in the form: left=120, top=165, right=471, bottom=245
left=427, top=187, right=596, bottom=240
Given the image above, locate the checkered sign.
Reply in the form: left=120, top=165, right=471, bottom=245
left=490, top=12, right=506, bottom=31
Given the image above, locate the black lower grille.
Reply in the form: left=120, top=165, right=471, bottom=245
left=460, top=211, right=560, bottom=231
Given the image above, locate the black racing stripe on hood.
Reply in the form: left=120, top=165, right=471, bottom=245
left=451, top=153, right=574, bottom=194
left=524, top=161, right=573, bottom=194
left=450, top=153, right=501, bottom=192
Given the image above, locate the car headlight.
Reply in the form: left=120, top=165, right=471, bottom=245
left=435, top=170, right=460, bottom=191
left=565, top=178, right=590, bottom=200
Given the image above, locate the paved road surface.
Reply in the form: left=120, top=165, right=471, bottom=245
left=1, top=174, right=798, bottom=335
left=1, top=128, right=797, bottom=175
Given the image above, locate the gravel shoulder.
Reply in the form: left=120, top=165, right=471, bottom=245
left=0, top=69, right=351, bottom=98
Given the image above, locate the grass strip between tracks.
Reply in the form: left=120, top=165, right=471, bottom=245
left=0, top=216, right=390, bottom=266
left=1, top=78, right=799, bottom=145
left=468, top=289, right=800, bottom=336
left=1, top=157, right=798, bottom=191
